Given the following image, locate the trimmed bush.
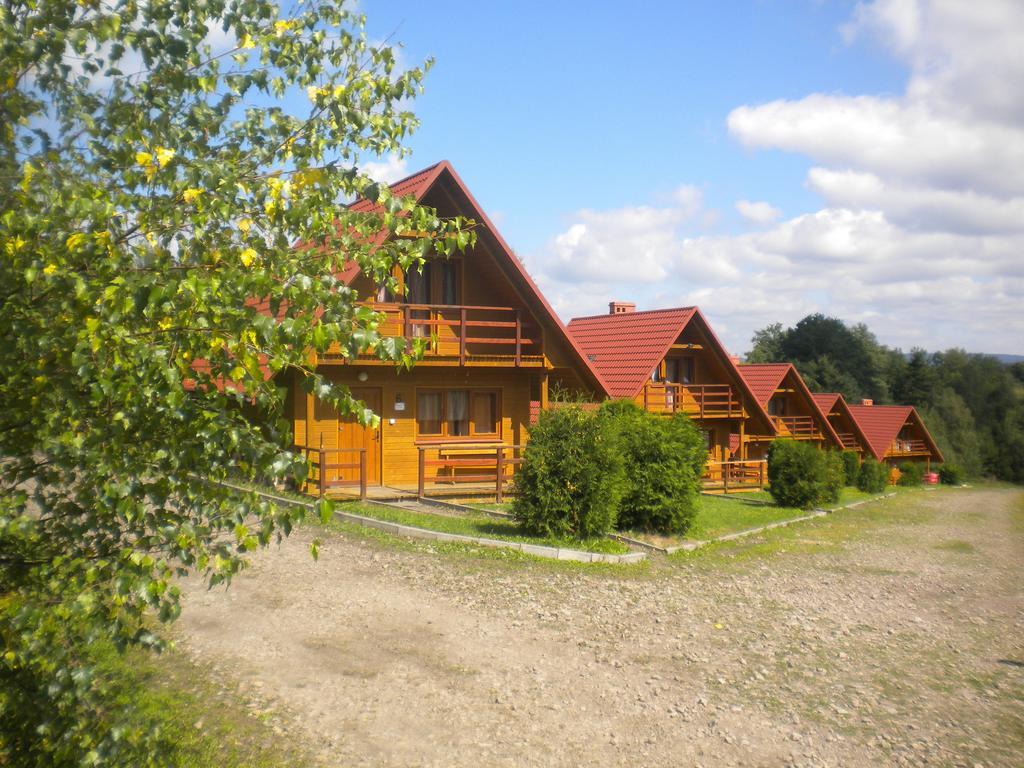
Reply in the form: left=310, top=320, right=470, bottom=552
left=512, top=405, right=624, bottom=539
left=598, top=400, right=706, bottom=534
left=938, top=464, right=965, bottom=485
left=767, top=440, right=837, bottom=509
left=840, top=450, right=860, bottom=487
left=897, top=461, right=924, bottom=486
left=857, top=458, right=888, bottom=493
left=822, top=450, right=844, bottom=505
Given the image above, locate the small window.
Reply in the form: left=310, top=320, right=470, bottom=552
left=417, top=392, right=442, bottom=435
left=439, top=261, right=458, bottom=305
left=768, top=397, right=786, bottom=416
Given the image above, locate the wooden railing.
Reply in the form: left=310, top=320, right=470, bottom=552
left=702, top=459, right=767, bottom=493
left=294, top=444, right=367, bottom=500
left=417, top=444, right=523, bottom=501
left=887, top=439, right=929, bottom=456
left=642, top=383, right=742, bottom=418
left=835, top=431, right=860, bottom=449
left=362, top=303, right=541, bottom=365
left=772, top=415, right=820, bottom=438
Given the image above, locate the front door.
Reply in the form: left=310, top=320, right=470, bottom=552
left=339, top=387, right=382, bottom=485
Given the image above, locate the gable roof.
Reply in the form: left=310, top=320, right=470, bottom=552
left=737, top=363, right=791, bottom=407
left=339, top=161, right=611, bottom=397
left=567, top=307, right=697, bottom=398
left=812, top=392, right=872, bottom=452
left=846, top=404, right=944, bottom=463
left=738, top=363, right=844, bottom=447
left=566, top=306, right=776, bottom=433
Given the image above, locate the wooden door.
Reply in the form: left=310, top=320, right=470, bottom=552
left=339, top=387, right=382, bottom=485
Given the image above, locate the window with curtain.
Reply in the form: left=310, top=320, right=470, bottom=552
left=416, top=389, right=500, bottom=438
left=407, top=263, right=432, bottom=337
left=768, top=397, right=786, bottom=416
left=446, top=391, right=469, bottom=436
left=471, top=392, right=498, bottom=435
left=417, top=392, right=442, bottom=435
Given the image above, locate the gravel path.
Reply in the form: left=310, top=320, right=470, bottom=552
left=178, top=487, right=1024, bottom=767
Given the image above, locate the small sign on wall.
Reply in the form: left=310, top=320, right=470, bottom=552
left=394, top=402, right=405, bottom=412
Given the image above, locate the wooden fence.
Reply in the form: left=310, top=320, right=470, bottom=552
left=294, top=443, right=367, bottom=500
left=417, top=444, right=523, bottom=501
left=702, top=459, right=767, bottom=493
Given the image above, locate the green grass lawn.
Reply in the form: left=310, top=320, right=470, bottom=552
left=89, top=639, right=307, bottom=767
left=333, top=501, right=629, bottom=555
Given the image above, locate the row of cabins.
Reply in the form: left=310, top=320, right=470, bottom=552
left=281, top=161, right=943, bottom=498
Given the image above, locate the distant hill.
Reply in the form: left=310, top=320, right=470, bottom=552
left=992, top=354, right=1024, bottom=364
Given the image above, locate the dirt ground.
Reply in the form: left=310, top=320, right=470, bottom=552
left=178, top=487, right=1024, bottom=767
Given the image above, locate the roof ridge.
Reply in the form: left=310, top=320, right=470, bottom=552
left=568, top=305, right=697, bottom=323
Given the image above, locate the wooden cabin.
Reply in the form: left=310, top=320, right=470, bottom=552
left=845, top=402, right=944, bottom=470
left=286, top=161, right=608, bottom=494
left=566, top=305, right=776, bottom=468
left=736, top=363, right=843, bottom=458
left=811, top=393, right=870, bottom=454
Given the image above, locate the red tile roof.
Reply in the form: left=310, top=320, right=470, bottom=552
left=846, top=404, right=944, bottom=462
left=340, top=161, right=611, bottom=396
left=566, top=307, right=776, bottom=434
left=567, top=307, right=697, bottom=398
left=736, top=363, right=791, bottom=407
left=811, top=392, right=840, bottom=414
left=738, top=364, right=844, bottom=448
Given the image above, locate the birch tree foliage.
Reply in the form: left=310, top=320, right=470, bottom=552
left=0, top=0, right=473, bottom=762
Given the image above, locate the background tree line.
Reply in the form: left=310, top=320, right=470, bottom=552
left=746, top=314, right=1024, bottom=482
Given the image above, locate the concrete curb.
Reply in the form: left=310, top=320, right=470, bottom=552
left=218, top=480, right=645, bottom=565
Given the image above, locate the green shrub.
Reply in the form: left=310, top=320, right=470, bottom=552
left=512, top=406, right=624, bottom=539
left=840, top=450, right=860, bottom=486
left=897, top=461, right=924, bottom=486
left=857, top=458, right=888, bottom=493
left=938, top=464, right=965, bottom=485
left=822, top=450, right=844, bottom=504
left=767, top=440, right=837, bottom=509
left=598, top=400, right=706, bottom=534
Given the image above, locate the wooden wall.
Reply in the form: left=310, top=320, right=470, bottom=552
left=291, top=365, right=536, bottom=486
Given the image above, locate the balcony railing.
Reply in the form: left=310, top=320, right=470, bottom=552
left=642, top=383, right=742, bottom=418
left=772, top=415, right=820, bottom=438
left=354, top=303, right=543, bottom=366
left=835, top=431, right=860, bottom=449
left=887, top=438, right=929, bottom=456
left=417, top=444, right=523, bottom=502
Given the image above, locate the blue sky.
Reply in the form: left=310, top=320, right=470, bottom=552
left=356, top=1, right=1024, bottom=355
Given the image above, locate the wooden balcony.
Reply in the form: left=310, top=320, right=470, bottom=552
left=702, top=459, right=767, bottom=494
left=332, top=303, right=544, bottom=367
left=886, top=439, right=929, bottom=457
left=772, top=415, right=821, bottom=439
left=641, top=383, right=742, bottom=419
left=835, top=431, right=860, bottom=450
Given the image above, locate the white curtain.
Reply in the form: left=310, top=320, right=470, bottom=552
left=447, top=391, right=469, bottom=436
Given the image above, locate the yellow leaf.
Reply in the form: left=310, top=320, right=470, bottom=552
left=239, top=33, right=255, bottom=49
left=238, top=218, right=253, bottom=234
left=182, top=187, right=204, bottom=204
left=135, top=151, right=153, bottom=167
left=145, top=232, right=158, bottom=247
left=158, top=318, right=173, bottom=330
left=20, top=162, right=35, bottom=192
left=239, top=248, right=257, bottom=267
left=43, top=263, right=57, bottom=275
left=66, top=232, right=88, bottom=252
left=154, top=147, right=176, bottom=167
left=274, top=19, right=295, bottom=36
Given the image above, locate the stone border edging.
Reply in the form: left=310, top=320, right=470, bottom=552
left=214, top=480, right=645, bottom=565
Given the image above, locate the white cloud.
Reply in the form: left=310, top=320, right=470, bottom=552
left=527, top=0, right=1024, bottom=354
left=736, top=199, right=782, bottom=225
left=361, top=155, right=410, bottom=184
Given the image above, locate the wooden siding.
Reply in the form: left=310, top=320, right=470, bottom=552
left=291, top=366, right=536, bottom=487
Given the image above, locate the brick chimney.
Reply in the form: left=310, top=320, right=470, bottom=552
left=861, top=398, right=873, bottom=406
left=609, top=301, right=636, bottom=315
